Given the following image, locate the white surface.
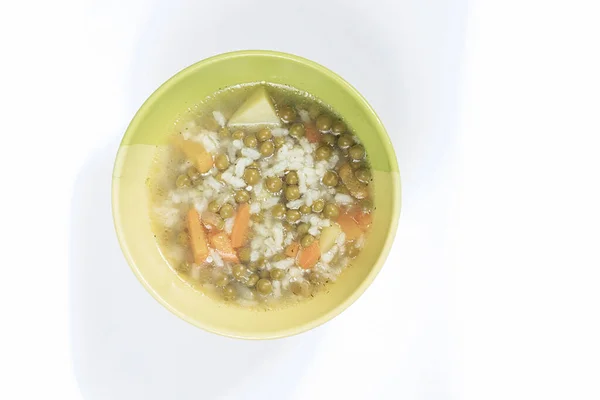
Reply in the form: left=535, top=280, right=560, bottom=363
left=1, top=0, right=599, bottom=399
left=68, top=1, right=464, bottom=398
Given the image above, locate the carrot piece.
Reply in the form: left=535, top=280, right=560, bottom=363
left=209, top=231, right=239, bottom=262
left=337, top=212, right=363, bottom=241
left=231, top=203, right=250, bottom=248
left=187, top=208, right=209, bottom=264
left=305, top=123, right=322, bottom=143
left=298, top=241, right=320, bottom=269
left=353, top=211, right=373, bottom=232
left=174, top=136, right=214, bottom=173
left=285, top=242, right=300, bottom=258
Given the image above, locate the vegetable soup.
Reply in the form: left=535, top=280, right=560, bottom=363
left=149, top=83, right=374, bottom=308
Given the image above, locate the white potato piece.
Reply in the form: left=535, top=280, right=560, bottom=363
left=227, top=86, right=282, bottom=128
left=319, top=223, right=342, bottom=253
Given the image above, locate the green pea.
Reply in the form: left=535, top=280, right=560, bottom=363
left=278, top=106, right=296, bottom=123
left=296, top=223, right=310, bottom=236
left=336, top=184, right=350, bottom=195
left=314, top=146, right=332, bottom=161
left=208, top=201, right=221, bottom=213
left=274, top=136, right=285, bottom=148
left=259, top=140, right=275, bottom=157
left=271, top=204, right=286, bottom=218
left=186, top=167, right=202, bottom=183
left=257, top=128, right=272, bottom=142
left=232, top=130, right=245, bottom=140
left=270, top=269, right=285, bottom=280
left=212, top=215, right=225, bottom=230
left=322, top=134, right=336, bottom=146
left=312, top=199, right=325, bottom=213
left=289, top=123, right=305, bottom=138
left=337, top=134, right=354, bottom=149
left=285, top=171, right=299, bottom=185
left=219, top=203, right=234, bottom=218
left=177, top=261, right=191, bottom=273
left=286, top=209, right=301, bottom=223
left=355, top=168, right=371, bottom=183
left=316, top=115, right=332, bottom=132
left=301, top=234, right=315, bottom=248
left=285, top=185, right=301, bottom=201
left=246, top=274, right=259, bottom=287
left=243, top=167, right=261, bottom=185
left=238, top=247, right=251, bottom=263
left=215, top=273, right=230, bottom=288
left=175, top=174, right=191, bottom=188
left=272, top=253, right=286, bottom=262
left=299, top=205, right=312, bottom=214
left=257, top=279, right=273, bottom=294
left=290, top=280, right=311, bottom=296
left=282, top=221, right=293, bottom=232
left=323, top=203, right=340, bottom=219
left=348, top=246, right=360, bottom=258
left=332, top=121, right=346, bottom=135
left=251, top=211, right=264, bottom=223
left=249, top=257, right=264, bottom=270
left=218, top=127, right=230, bottom=138
left=259, top=269, right=270, bottom=279
left=232, top=264, right=248, bottom=280
left=322, top=171, right=339, bottom=187
left=265, top=176, right=283, bottom=193
left=235, top=190, right=250, bottom=203
left=349, top=144, right=365, bottom=161
left=222, top=285, right=236, bottom=299
left=243, top=133, right=258, bottom=148
left=215, top=154, right=230, bottom=171
left=350, top=161, right=365, bottom=170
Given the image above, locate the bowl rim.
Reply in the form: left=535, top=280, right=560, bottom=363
left=112, top=50, right=401, bottom=339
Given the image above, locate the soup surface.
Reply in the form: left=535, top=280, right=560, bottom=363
left=149, top=83, right=374, bottom=308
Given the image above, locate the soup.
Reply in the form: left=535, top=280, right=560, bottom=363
left=149, top=83, right=374, bottom=308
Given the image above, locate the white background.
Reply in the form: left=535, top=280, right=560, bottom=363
left=0, top=0, right=599, bottom=399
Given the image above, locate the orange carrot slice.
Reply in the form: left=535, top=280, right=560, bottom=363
left=298, top=241, right=320, bottom=269
left=209, top=231, right=239, bottom=262
left=231, top=203, right=250, bottom=248
left=353, top=211, right=373, bottom=231
left=187, top=208, right=209, bottom=264
left=174, top=136, right=214, bottom=173
left=305, top=123, right=322, bottom=143
left=337, top=212, right=363, bottom=241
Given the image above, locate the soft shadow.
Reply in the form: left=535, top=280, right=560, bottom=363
left=69, top=141, right=322, bottom=400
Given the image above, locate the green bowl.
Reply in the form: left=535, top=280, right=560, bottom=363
left=112, top=50, right=401, bottom=339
